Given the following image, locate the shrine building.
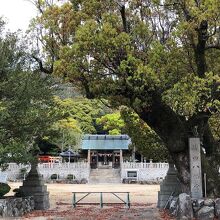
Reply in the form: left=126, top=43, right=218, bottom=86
left=81, top=135, right=131, bottom=169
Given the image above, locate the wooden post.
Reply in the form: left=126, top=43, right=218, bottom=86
left=120, top=150, right=123, bottom=168
left=96, top=152, right=98, bottom=168
left=112, top=151, right=115, bottom=168
left=87, top=150, right=91, bottom=165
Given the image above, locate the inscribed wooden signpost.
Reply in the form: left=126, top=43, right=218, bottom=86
left=189, top=138, right=203, bottom=199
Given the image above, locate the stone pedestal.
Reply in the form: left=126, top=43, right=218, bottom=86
left=19, top=163, right=50, bottom=210
left=157, top=163, right=182, bottom=208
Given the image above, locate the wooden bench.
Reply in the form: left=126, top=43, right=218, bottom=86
left=72, top=192, right=130, bottom=208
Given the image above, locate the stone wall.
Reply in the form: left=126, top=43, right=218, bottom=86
left=121, top=162, right=169, bottom=182
left=166, top=193, right=220, bottom=220
left=0, top=196, right=34, bottom=217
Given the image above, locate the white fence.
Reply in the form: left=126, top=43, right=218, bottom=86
left=2, top=162, right=169, bottom=183
left=122, top=162, right=169, bottom=169
left=39, top=162, right=90, bottom=180
left=121, top=162, right=169, bottom=182
left=2, top=162, right=90, bottom=181
left=1, top=163, right=27, bottom=181
left=38, top=162, right=89, bottom=169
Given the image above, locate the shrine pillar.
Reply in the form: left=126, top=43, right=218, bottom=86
left=87, top=150, right=91, bottom=165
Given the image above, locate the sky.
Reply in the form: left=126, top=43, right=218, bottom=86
left=0, top=0, right=37, bottom=32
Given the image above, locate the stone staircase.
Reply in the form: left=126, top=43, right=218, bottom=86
left=89, top=168, right=121, bottom=184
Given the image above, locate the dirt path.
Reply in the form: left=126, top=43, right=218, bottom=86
left=22, top=205, right=162, bottom=220
left=8, top=183, right=162, bottom=220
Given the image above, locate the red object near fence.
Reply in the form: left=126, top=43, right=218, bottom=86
left=38, top=156, right=62, bottom=163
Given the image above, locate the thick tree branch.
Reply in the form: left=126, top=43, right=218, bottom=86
left=134, top=93, right=187, bottom=153
left=32, top=55, right=53, bottom=74
left=70, top=75, right=95, bottom=99
left=119, top=5, right=128, bottom=33
left=194, top=20, right=208, bottom=77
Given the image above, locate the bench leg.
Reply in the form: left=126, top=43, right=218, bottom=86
left=73, top=193, right=76, bottom=208
left=126, top=192, right=130, bottom=208
left=100, top=192, right=103, bottom=208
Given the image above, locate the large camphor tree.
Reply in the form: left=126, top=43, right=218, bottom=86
left=30, top=0, right=220, bottom=195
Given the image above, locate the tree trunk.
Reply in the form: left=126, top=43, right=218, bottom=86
left=136, top=96, right=220, bottom=196
left=171, top=150, right=190, bottom=194
left=169, top=132, right=220, bottom=197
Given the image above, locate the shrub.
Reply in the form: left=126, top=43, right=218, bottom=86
left=66, top=174, right=75, bottom=180
left=0, top=183, right=11, bottom=198
left=50, top=174, right=59, bottom=180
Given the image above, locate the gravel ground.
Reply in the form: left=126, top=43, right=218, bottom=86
left=7, top=182, right=162, bottom=220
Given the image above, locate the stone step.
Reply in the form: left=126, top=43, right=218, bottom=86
left=89, top=168, right=121, bottom=184
left=89, top=179, right=121, bottom=184
left=98, top=166, right=112, bottom=169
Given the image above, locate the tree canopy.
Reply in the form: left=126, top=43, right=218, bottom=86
left=45, top=96, right=111, bottom=151
left=96, top=112, right=125, bottom=135
left=30, top=0, right=220, bottom=195
left=97, top=109, right=168, bottom=161
left=0, top=20, right=59, bottom=169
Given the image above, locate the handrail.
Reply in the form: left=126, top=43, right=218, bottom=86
left=121, top=162, right=169, bottom=169
left=6, top=162, right=169, bottom=170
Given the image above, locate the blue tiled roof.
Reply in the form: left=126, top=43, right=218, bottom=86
left=81, top=135, right=131, bottom=150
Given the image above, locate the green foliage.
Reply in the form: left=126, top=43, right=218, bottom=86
left=97, top=109, right=168, bottom=161
left=163, top=72, right=220, bottom=117
left=53, top=96, right=110, bottom=133
left=45, top=96, right=112, bottom=151
left=96, top=112, right=125, bottom=135
left=31, top=0, right=220, bottom=118
left=209, top=113, right=220, bottom=141
left=29, top=1, right=220, bottom=192
left=50, top=114, right=82, bottom=151
left=0, top=141, right=32, bottom=170
left=0, top=183, right=11, bottom=198
left=0, top=20, right=59, bottom=168
left=37, top=140, right=60, bottom=155
left=121, top=108, right=168, bottom=161
left=0, top=71, right=59, bottom=167
left=35, top=96, right=111, bottom=154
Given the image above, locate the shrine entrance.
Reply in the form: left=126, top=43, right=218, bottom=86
left=82, top=135, right=130, bottom=169
left=89, top=150, right=121, bottom=169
